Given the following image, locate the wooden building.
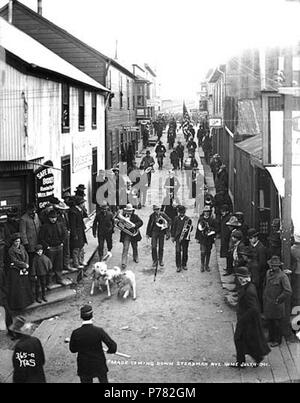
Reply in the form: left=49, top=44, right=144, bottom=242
left=0, top=17, right=108, bottom=217
left=0, top=0, right=139, bottom=169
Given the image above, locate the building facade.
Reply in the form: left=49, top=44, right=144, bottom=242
left=0, top=17, right=107, bottom=217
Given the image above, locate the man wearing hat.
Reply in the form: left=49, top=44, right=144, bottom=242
left=69, top=305, right=117, bottom=383
left=92, top=202, right=114, bottom=261
left=139, top=150, right=155, bottom=186
left=232, top=266, right=270, bottom=367
left=10, top=316, right=46, bottom=383
left=39, top=210, right=68, bottom=285
left=238, top=246, right=260, bottom=294
left=146, top=205, right=171, bottom=269
left=234, top=212, right=249, bottom=246
left=69, top=196, right=88, bottom=273
left=248, top=228, right=268, bottom=307
left=171, top=205, right=193, bottom=272
left=19, top=203, right=41, bottom=268
left=120, top=204, right=143, bottom=269
left=263, top=256, right=292, bottom=347
left=267, top=218, right=282, bottom=259
left=230, top=229, right=245, bottom=271
left=209, top=154, right=222, bottom=183
left=175, top=141, right=184, bottom=170
left=195, top=206, right=217, bottom=272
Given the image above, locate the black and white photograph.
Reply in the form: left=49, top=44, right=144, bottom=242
left=0, top=0, right=300, bottom=387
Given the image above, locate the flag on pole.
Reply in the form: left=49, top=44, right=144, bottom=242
left=182, top=101, right=191, bottom=138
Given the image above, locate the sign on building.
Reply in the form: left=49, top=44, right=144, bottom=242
left=35, top=160, right=55, bottom=210
left=209, top=117, right=223, bottom=128
left=72, top=137, right=92, bottom=173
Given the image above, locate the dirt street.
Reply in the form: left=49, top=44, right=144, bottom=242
left=33, top=131, right=247, bottom=384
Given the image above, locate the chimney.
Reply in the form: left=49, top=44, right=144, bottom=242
left=8, top=0, right=14, bottom=24
left=37, top=0, right=42, bottom=15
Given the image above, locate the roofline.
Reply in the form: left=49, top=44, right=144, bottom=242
left=5, top=49, right=109, bottom=93
left=0, top=1, right=137, bottom=80
left=144, top=63, right=156, bottom=77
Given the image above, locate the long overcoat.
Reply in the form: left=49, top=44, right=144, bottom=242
left=7, top=245, right=34, bottom=310
left=220, top=212, right=232, bottom=257
left=19, top=213, right=41, bottom=253
left=263, top=269, right=292, bottom=319
left=69, top=207, right=87, bottom=250
left=234, top=282, right=270, bottom=361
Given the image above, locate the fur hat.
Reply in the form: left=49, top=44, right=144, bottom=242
left=231, top=229, right=243, bottom=240
left=11, top=232, right=21, bottom=241
left=80, top=305, right=93, bottom=320
left=34, top=244, right=43, bottom=252
left=235, top=266, right=251, bottom=278
left=248, top=228, right=259, bottom=238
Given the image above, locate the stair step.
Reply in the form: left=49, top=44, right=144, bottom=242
left=24, top=288, right=77, bottom=313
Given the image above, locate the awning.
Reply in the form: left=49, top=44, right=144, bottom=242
left=266, top=165, right=300, bottom=234
left=235, top=134, right=263, bottom=161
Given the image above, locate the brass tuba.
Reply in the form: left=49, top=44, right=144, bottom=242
left=179, top=217, right=193, bottom=242
left=156, top=214, right=168, bottom=230
left=114, top=212, right=138, bottom=237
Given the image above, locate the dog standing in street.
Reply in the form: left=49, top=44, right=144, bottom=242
left=116, top=270, right=137, bottom=300
left=90, top=252, right=121, bottom=297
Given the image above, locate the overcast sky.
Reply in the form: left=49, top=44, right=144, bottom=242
left=1, top=0, right=300, bottom=99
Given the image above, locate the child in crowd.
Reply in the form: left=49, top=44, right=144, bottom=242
left=31, top=244, right=52, bottom=303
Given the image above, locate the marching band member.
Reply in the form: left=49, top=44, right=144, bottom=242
left=92, top=202, right=114, bottom=261
left=171, top=206, right=193, bottom=272
left=146, top=205, right=171, bottom=269
left=195, top=206, right=217, bottom=272
left=119, top=204, right=143, bottom=270
left=140, top=150, right=155, bottom=186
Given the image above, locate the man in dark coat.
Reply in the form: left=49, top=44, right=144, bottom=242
left=119, top=204, right=143, bottom=269
left=238, top=246, right=260, bottom=296
left=215, top=164, right=229, bottom=193
left=263, top=256, right=292, bottom=347
left=139, top=150, right=155, bottom=186
left=68, top=196, right=88, bottom=271
left=155, top=141, right=167, bottom=170
left=248, top=228, right=268, bottom=308
left=219, top=205, right=232, bottom=273
left=171, top=206, right=193, bottom=272
left=170, top=149, right=179, bottom=170
left=39, top=210, right=68, bottom=285
left=69, top=305, right=117, bottom=383
left=92, top=202, right=114, bottom=261
left=232, top=266, right=270, bottom=368
left=195, top=206, right=217, bottom=272
left=209, top=154, right=222, bottom=183
left=0, top=267, right=13, bottom=338
left=175, top=141, right=184, bottom=170
left=19, top=203, right=41, bottom=268
left=146, top=205, right=171, bottom=269
left=10, top=316, right=46, bottom=383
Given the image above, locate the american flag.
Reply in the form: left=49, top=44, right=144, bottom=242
left=182, top=101, right=191, bottom=137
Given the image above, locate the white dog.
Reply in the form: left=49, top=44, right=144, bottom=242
left=90, top=252, right=121, bottom=297
left=116, top=269, right=137, bottom=300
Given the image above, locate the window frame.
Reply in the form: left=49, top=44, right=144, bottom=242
left=78, top=88, right=85, bottom=131
left=92, top=92, right=97, bottom=129
left=61, top=83, right=70, bottom=133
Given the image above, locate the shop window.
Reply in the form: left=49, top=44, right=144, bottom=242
left=61, top=155, right=71, bottom=197
left=78, top=89, right=85, bottom=130
left=127, top=79, right=130, bottom=110
left=62, top=83, right=70, bottom=133
left=92, top=93, right=97, bottom=129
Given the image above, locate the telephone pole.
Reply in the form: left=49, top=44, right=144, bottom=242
left=282, top=47, right=293, bottom=268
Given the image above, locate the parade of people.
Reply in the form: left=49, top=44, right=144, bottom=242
left=0, top=0, right=299, bottom=385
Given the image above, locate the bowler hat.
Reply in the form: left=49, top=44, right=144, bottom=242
left=35, top=244, right=43, bottom=252
left=153, top=204, right=160, bottom=210
left=234, top=212, right=244, bottom=218
left=203, top=206, right=212, bottom=213
left=80, top=305, right=93, bottom=320
left=235, top=266, right=251, bottom=278
left=48, top=196, right=60, bottom=205
left=248, top=228, right=259, bottom=238
left=76, top=184, right=86, bottom=190
left=11, top=232, right=21, bottom=241
left=178, top=205, right=186, bottom=213
left=226, top=216, right=241, bottom=227
left=231, top=229, right=243, bottom=240
left=9, top=316, right=34, bottom=335
left=267, top=255, right=283, bottom=267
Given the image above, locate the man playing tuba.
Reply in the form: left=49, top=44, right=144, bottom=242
left=171, top=206, right=193, bottom=272
left=146, top=205, right=171, bottom=269
left=118, top=204, right=143, bottom=270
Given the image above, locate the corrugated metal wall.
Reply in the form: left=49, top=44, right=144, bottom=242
left=0, top=63, right=25, bottom=160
